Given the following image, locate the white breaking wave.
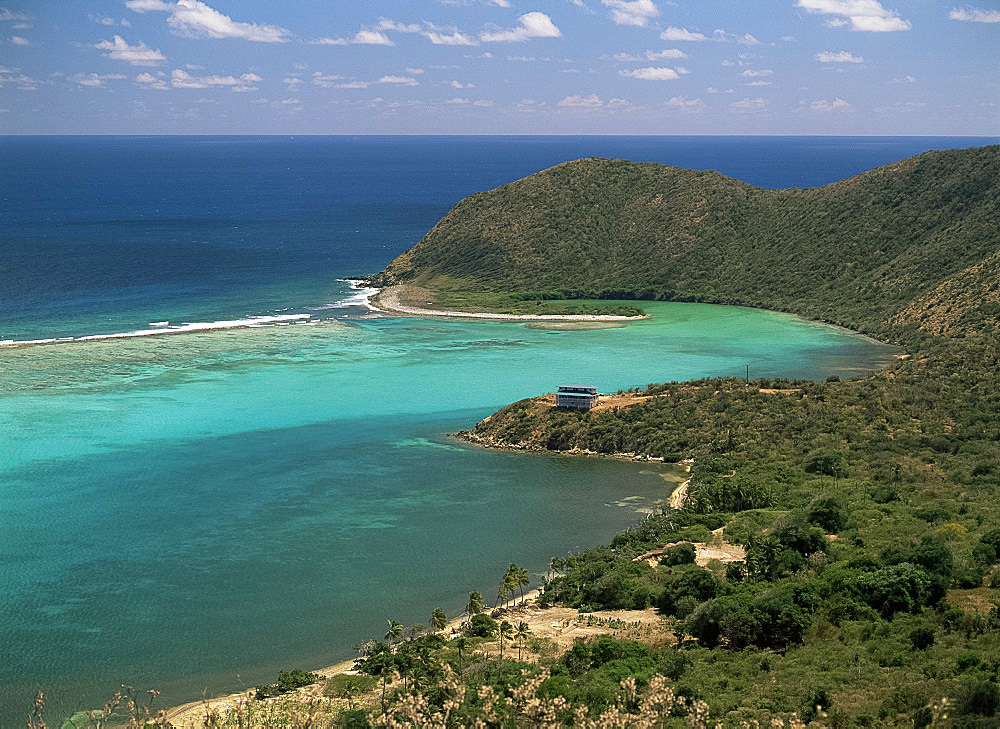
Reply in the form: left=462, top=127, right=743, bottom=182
left=313, top=279, right=379, bottom=310
left=0, top=314, right=312, bottom=349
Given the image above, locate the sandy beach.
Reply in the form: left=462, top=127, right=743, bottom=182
left=370, top=285, right=648, bottom=322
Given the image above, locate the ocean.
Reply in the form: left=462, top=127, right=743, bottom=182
left=0, top=136, right=992, bottom=723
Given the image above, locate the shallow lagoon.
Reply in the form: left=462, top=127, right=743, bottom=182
left=0, top=299, right=899, bottom=720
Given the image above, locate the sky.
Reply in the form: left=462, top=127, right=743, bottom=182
left=0, top=0, right=997, bottom=134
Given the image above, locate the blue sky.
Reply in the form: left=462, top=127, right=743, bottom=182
left=1, top=0, right=997, bottom=134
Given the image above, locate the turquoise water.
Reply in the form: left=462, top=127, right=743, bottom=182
left=0, top=299, right=899, bottom=720
left=0, top=136, right=937, bottom=722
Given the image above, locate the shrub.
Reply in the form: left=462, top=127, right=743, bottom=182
left=659, top=543, right=696, bottom=566
left=909, top=626, right=935, bottom=650
left=807, top=496, right=847, bottom=533
left=467, top=613, right=498, bottom=638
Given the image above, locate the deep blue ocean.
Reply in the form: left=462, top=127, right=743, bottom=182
left=3, top=135, right=996, bottom=343
left=0, top=136, right=995, bottom=724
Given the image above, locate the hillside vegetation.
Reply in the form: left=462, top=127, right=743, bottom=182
left=373, top=146, right=1000, bottom=339
left=392, top=147, right=1000, bottom=726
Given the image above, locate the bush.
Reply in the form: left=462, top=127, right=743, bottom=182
left=909, top=626, right=935, bottom=650
left=807, top=496, right=847, bottom=533
left=659, top=543, right=696, bottom=566
left=657, top=565, right=718, bottom=616
left=254, top=668, right=319, bottom=700
left=467, top=613, right=498, bottom=638
left=804, top=449, right=847, bottom=478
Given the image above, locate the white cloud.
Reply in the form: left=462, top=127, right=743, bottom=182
left=90, top=15, right=132, bottom=27
left=73, top=73, right=127, bottom=87
left=620, top=66, right=679, bottom=80
left=406, top=67, right=424, bottom=75
left=646, top=48, right=686, bottom=60
left=336, top=81, right=369, bottom=88
left=170, top=68, right=262, bottom=89
left=712, top=29, right=762, bottom=45
left=481, top=12, right=561, bottom=42
left=375, top=19, right=422, bottom=33
left=312, top=72, right=344, bottom=88
left=796, top=0, right=911, bottom=32
left=95, top=35, right=166, bottom=65
left=748, top=80, right=772, bottom=86
left=426, top=29, right=479, bottom=45
left=135, top=71, right=169, bottom=89
left=612, top=52, right=641, bottom=61
left=665, top=95, right=705, bottom=110
left=125, top=0, right=290, bottom=42
left=379, top=75, right=420, bottom=85
left=741, top=69, right=773, bottom=77
left=558, top=93, right=603, bottom=107
left=11, top=34, right=29, bottom=45
left=312, top=36, right=347, bottom=45
left=601, top=0, right=659, bottom=27
left=0, top=9, right=31, bottom=22
left=730, top=96, right=767, bottom=113
left=0, top=66, right=38, bottom=89
left=283, top=76, right=302, bottom=87
left=949, top=7, right=1000, bottom=23
left=660, top=26, right=707, bottom=41
left=815, top=50, right=864, bottom=63
left=810, top=97, right=852, bottom=111
left=376, top=19, right=479, bottom=45
left=281, top=97, right=300, bottom=104
left=450, top=80, right=476, bottom=88
left=473, top=99, right=494, bottom=107
left=707, top=87, right=735, bottom=94
left=892, top=74, right=915, bottom=83
left=446, top=97, right=470, bottom=104
left=353, top=30, right=394, bottom=45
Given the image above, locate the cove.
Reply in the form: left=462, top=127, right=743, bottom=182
left=0, top=299, right=899, bottom=723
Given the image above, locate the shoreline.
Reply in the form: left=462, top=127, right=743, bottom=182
left=368, top=284, right=649, bottom=322
left=162, top=588, right=546, bottom=726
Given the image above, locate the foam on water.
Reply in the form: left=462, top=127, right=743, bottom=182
left=0, top=314, right=313, bottom=349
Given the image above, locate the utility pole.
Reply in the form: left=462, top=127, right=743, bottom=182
left=745, top=364, right=749, bottom=384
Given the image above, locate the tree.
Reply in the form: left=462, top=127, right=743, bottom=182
left=509, top=563, right=530, bottom=604
left=514, top=621, right=531, bottom=661
left=454, top=636, right=468, bottom=674
left=498, top=620, right=513, bottom=660
left=384, top=619, right=403, bottom=646
left=429, top=607, right=447, bottom=632
left=548, top=556, right=564, bottom=581
left=497, top=579, right=511, bottom=610
left=466, top=591, right=484, bottom=617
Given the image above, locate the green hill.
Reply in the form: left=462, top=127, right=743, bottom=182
left=374, top=146, right=1000, bottom=339
left=362, top=147, right=1000, bottom=727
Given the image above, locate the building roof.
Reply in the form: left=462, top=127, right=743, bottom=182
left=559, top=384, right=597, bottom=390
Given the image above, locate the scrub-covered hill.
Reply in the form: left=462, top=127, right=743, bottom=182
left=372, top=146, right=1000, bottom=339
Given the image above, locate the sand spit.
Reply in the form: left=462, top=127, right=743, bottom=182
left=371, top=285, right=647, bottom=322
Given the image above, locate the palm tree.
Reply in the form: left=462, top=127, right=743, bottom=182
left=454, top=636, right=468, bottom=674
left=384, top=619, right=403, bottom=646
left=497, top=579, right=511, bottom=610
left=514, top=621, right=531, bottom=661
left=548, top=556, right=564, bottom=581
left=466, top=590, right=484, bottom=616
left=513, top=565, right=530, bottom=605
left=429, top=607, right=447, bottom=632
left=498, top=620, right=513, bottom=660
